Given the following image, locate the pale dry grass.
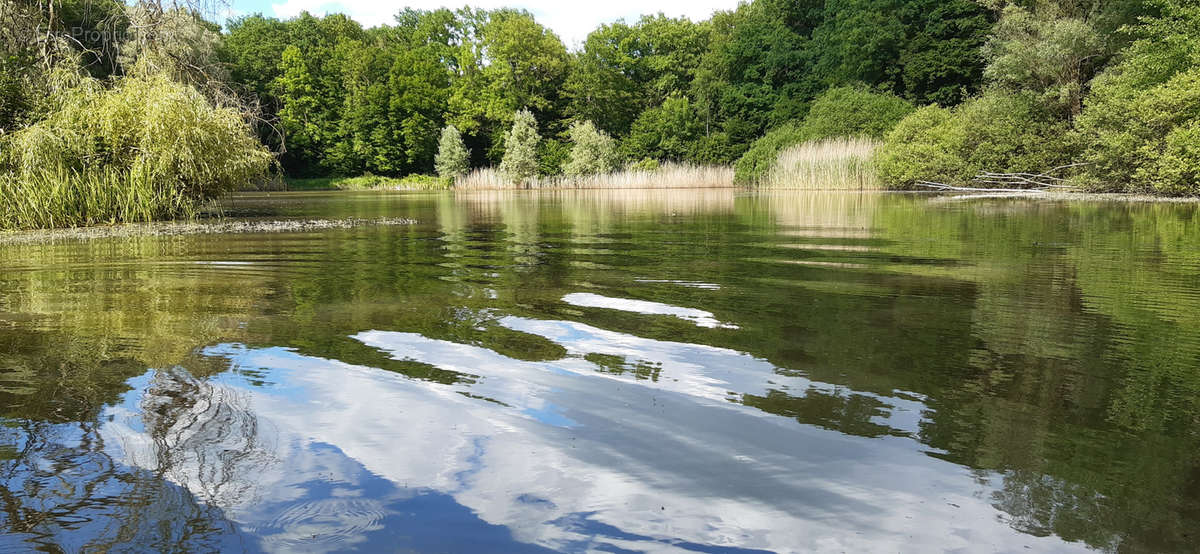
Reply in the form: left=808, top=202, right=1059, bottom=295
left=762, top=138, right=881, bottom=190
left=455, top=163, right=734, bottom=190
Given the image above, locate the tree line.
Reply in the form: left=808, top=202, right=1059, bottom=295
left=2, top=0, right=1199, bottom=229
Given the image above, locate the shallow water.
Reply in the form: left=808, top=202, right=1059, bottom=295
left=1, top=190, right=1198, bottom=553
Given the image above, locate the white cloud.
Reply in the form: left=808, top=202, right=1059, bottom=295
left=266, top=0, right=739, bottom=47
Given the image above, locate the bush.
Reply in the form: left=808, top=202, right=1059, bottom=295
left=874, top=105, right=972, bottom=188
left=874, top=92, right=1074, bottom=189
left=1075, top=63, right=1200, bottom=195
left=538, top=139, right=570, bottom=176
left=621, top=95, right=704, bottom=163
left=0, top=75, right=271, bottom=229
left=802, top=86, right=917, bottom=141
left=563, top=120, right=619, bottom=176
left=734, top=86, right=914, bottom=183
left=734, top=123, right=807, bottom=184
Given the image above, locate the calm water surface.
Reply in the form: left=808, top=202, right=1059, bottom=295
left=1, top=190, right=1198, bottom=553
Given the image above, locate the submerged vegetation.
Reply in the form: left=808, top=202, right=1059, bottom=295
left=2, top=0, right=1200, bottom=229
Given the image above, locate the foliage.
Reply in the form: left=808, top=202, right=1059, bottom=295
left=1, top=75, right=271, bottom=229
left=875, top=92, right=1074, bottom=188
left=118, top=4, right=229, bottom=93
left=621, top=95, right=705, bottom=162
left=735, top=87, right=914, bottom=183
left=874, top=105, right=972, bottom=187
left=983, top=5, right=1106, bottom=118
left=563, top=121, right=620, bottom=176
left=498, top=109, right=541, bottom=184
left=538, top=139, right=570, bottom=176
left=564, top=15, right=710, bottom=136
left=1074, top=0, right=1200, bottom=194
left=435, top=124, right=470, bottom=178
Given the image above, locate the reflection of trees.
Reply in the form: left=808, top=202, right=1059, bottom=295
left=879, top=199, right=1200, bottom=552
left=0, top=417, right=245, bottom=551
left=139, top=366, right=276, bottom=511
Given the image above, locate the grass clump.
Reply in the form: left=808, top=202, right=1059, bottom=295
left=1, top=74, right=271, bottom=230
left=759, top=138, right=881, bottom=190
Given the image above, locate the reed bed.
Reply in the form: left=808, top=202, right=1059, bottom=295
left=0, top=165, right=200, bottom=230
left=760, top=137, right=881, bottom=190
left=454, top=163, right=734, bottom=190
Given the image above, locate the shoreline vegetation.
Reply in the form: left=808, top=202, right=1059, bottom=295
left=3, top=0, right=1199, bottom=230
left=0, top=217, right=417, bottom=246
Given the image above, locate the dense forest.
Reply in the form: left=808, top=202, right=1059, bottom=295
left=1, top=0, right=1199, bottom=228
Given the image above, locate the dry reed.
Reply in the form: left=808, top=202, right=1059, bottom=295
left=760, top=138, right=881, bottom=190
left=454, top=163, right=734, bottom=190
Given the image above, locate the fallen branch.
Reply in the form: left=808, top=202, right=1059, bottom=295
left=915, top=181, right=1048, bottom=193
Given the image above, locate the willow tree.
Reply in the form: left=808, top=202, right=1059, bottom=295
left=435, top=124, right=470, bottom=178
left=499, top=109, right=540, bottom=184
left=563, top=120, right=619, bottom=176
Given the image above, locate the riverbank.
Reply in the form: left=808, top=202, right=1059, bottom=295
left=285, top=175, right=452, bottom=191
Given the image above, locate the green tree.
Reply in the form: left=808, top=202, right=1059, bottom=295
left=983, top=4, right=1106, bottom=119
left=223, top=15, right=291, bottom=104
left=499, top=109, right=541, bottom=184
left=1075, top=0, right=1200, bottom=194
left=435, top=124, right=470, bottom=178
left=622, top=95, right=706, bottom=162
left=563, top=120, right=620, bottom=176
left=447, top=9, right=568, bottom=162
left=275, top=44, right=325, bottom=173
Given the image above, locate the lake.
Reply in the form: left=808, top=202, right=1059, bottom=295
left=1, top=190, right=1197, bottom=553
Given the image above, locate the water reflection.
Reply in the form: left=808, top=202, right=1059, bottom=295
left=1, top=190, right=1199, bottom=551
left=100, top=337, right=1076, bottom=552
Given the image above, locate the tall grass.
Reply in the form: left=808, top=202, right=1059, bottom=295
left=759, top=137, right=881, bottom=190
left=0, top=164, right=202, bottom=230
left=455, top=163, right=734, bottom=190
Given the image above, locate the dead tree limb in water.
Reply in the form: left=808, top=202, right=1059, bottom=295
left=914, top=164, right=1090, bottom=193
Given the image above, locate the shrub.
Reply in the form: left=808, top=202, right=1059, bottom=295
left=563, top=120, right=619, bottom=176
left=434, top=124, right=470, bottom=178
left=498, top=109, right=540, bottom=184
left=801, top=86, right=916, bottom=141
left=874, top=92, right=1074, bottom=189
left=538, top=139, right=570, bottom=176
left=734, top=86, right=914, bottom=183
left=874, top=105, right=972, bottom=188
left=621, top=95, right=704, bottom=163
left=0, top=75, right=271, bottom=229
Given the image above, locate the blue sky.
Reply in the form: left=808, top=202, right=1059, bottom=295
left=224, top=1, right=740, bottom=48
